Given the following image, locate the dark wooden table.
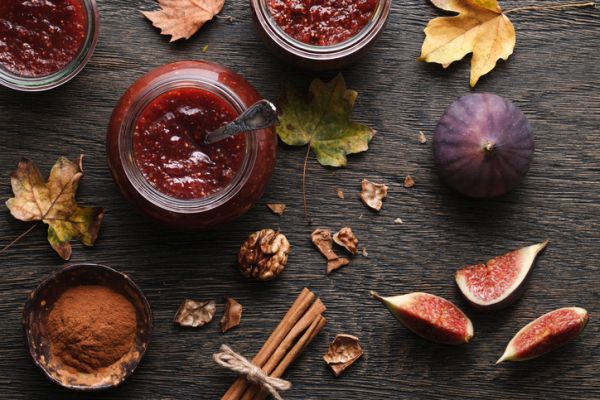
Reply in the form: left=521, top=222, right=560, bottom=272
left=1, top=1, right=599, bottom=399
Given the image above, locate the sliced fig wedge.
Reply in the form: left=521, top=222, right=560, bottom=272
left=455, top=241, right=548, bottom=311
left=370, top=291, right=473, bottom=345
left=497, top=307, right=589, bottom=363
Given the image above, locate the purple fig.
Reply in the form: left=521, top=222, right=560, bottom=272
left=370, top=291, right=473, bottom=345
left=433, top=93, right=534, bottom=198
left=455, top=241, right=548, bottom=311
left=497, top=307, right=589, bottom=363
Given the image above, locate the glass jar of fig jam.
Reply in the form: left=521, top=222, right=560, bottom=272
left=107, top=61, right=277, bottom=230
left=0, top=0, right=99, bottom=91
left=250, top=0, right=391, bottom=71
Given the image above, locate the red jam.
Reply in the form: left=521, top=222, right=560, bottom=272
left=132, top=87, right=246, bottom=200
left=0, top=0, right=86, bottom=77
left=267, top=0, right=378, bottom=46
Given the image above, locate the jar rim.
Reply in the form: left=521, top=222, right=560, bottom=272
left=255, top=0, right=391, bottom=58
left=117, top=71, right=257, bottom=214
left=0, top=0, right=100, bottom=92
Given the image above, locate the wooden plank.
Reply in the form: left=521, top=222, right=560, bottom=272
left=0, top=0, right=598, bottom=398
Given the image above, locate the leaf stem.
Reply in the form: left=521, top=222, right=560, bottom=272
left=302, top=144, right=311, bottom=223
left=0, top=223, right=39, bottom=256
left=504, top=1, right=595, bottom=14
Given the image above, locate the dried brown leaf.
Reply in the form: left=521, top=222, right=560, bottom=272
left=360, top=179, right=388, bottom=211
left=142, top=0, right=225, bottom=42
left=266, top=203, right=286, bottom=215
left=333, top=227, right=358, bottom=255
left=5, top=156, right=103, bottom=260
left=220, top=297, right=242, bottom=333
left=174, top=299, right=216, bottom=328
left=323, top=334, right=363, bottom=377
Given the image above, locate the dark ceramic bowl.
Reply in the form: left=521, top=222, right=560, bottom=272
left=22, top=263, right=153, bottom=391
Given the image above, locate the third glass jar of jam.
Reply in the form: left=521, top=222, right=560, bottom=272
left=0, top=0, right=99, bottom=91
left=107, top=61, right=277, bottom=230
left=250, top=0, right=392, bottom=71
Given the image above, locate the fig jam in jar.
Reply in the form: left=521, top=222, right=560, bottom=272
left=107, top=61, right=277, bottom=230
left=267, top=0, right=378, bottom=46
left=0, top=0, right=99, bottom=91
left=251, top=0, right=391, bottom=70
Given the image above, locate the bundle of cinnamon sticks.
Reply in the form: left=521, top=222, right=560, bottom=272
left=222, top=288, right=326, bottom=400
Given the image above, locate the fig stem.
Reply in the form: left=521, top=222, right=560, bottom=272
left=370, top=290, right=384, bottom=302
left=483, top=142, right=495, bottom=154
left=504, top=2, right=595, bottom=14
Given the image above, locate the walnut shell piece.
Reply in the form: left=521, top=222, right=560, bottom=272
left=360, top=179, right=388, bottom=211
left=333, top=227, right=358, bottom=255
left=174, top=299, right=216, bottom=328
left=220, top=297, right=243, bottom=333
left=266, top=203, right=286, bottom=215
left=404, top=175, right=415, bottom=188
left=311, top=228, right=349, bottom=274
left=237, top=229, right=290, bottom=281
left=323, top=334, right=363, bottom=377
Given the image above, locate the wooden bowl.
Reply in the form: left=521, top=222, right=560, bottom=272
left=22, top=263, right=153, bottom=391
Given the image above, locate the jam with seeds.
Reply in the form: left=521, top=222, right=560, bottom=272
left=0, top=0, right=87, bottom=77
left=267, top=0, right=378, bottom=46
left=132, top=87, right=246, bottom=200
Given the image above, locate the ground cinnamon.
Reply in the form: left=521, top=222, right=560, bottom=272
left=47, top=285, right=137, bottom=373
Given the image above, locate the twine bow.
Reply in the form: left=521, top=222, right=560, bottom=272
left=213, top=344, right=292, bottom=400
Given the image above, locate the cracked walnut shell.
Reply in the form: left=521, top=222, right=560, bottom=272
left=237, top=229, right=290, bottom=281
left=360, top=179, right=388, bottom=211
left=333, top=227, right=358, bottom=255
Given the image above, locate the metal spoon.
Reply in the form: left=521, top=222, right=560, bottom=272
left=202, top=99, right=278, bottom=145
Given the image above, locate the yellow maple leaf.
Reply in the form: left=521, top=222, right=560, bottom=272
left=419, top=0, right=516, bottom=87
left=142, top=0, right=225, bottom=42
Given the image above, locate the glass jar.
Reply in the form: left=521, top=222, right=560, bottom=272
left=0, top=0, right=99, bottom=91
left=250, top=0, right=392, bottom=71
left=107, top=61, right=277, bottom=230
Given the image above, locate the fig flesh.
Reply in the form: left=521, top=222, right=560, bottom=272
left=497, top=307, right=589, bottom=363
left=433, top=93, right=534, bottom=198
left=371, top=291, right=473, bottom=345
left=455, top=241, right=548, bottom=311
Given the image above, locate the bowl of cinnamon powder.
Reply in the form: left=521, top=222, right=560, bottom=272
left=22, top=263, right=153, bottom=390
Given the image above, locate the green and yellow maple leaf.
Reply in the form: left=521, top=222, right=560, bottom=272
left=277, top=74, right=375, bottom=167
left=6, top=155, right=104, bottom=260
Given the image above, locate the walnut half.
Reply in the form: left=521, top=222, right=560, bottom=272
left=237, top=229, right=290, bottom=281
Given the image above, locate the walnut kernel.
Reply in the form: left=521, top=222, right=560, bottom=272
left=237, top=229, right=290, bottom=281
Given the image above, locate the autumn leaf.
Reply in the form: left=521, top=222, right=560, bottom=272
left=419, top=0, right=516, bottom=87
left=142, top=0, right=225, bottom=42
left=277, top=74, right=375, bottom=167
left=5, top=156, right=104, bottom=260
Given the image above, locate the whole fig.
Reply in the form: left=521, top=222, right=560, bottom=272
left=433, top=93, right=534, bottom=198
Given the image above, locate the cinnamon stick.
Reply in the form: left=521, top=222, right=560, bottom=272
left=221, top=288, right=314, bottom=400
left=253, top=315, right=327, bottom=400
left=240, top=302, right=326, bottom=400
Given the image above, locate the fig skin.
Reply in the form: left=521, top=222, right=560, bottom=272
left=497, top=307, right=589, bottom=363
left=371, top=291, right=474, bottom=345
left=455, top=241, right=548, bottom=312
left=433, top=93, right=534, bottom=198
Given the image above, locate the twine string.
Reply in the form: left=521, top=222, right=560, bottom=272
left=214, top=344, right=291, bottom=400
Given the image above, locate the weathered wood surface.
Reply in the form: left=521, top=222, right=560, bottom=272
left=0, top=1, right=599, bottom=399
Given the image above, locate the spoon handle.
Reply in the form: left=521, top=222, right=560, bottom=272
left=203, top=100, right=278, bottom=145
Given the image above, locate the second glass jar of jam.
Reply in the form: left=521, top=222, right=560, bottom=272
left=0, top=0, right=99, bottom=91
left=107, top=61, right=277, bottom=230
left=250, top=0, right=392, bottom=70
